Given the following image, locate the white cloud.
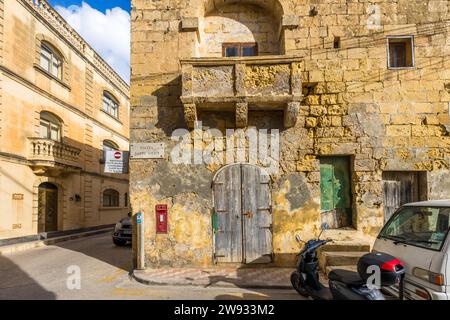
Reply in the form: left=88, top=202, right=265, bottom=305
left=56, top=2, right=130, bottom=84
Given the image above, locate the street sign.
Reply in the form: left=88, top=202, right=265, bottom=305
left=130, top=143, right=164, bottom=159
left=104, top=150, right=129, bottom=173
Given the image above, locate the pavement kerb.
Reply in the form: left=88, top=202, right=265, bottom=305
left=131, top=269, right=293, bottom=290
left=0, top=227, right=113, bottom=256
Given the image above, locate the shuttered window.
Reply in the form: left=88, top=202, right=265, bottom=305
left=320, top=157, right=352, bottom=212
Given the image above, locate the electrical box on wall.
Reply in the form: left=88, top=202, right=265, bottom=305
left=155, top=204, right=168, bottom=233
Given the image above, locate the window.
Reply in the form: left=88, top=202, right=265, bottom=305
left=222, top=43, right=258, bottom=57
left=124, top=192, right=128, bottom=207
left=101, top=140, right=119, bottom=163
left=40, top=112, right=61, bottom=142
left=103, top=92, right=119, bottom=119
left=40, top=43, right=62, bottom=80
left=380, top=206, right=450, bottom=251
left=388, top=37, right=414, bottom=68
left=103, top=189, right=119, bottom=207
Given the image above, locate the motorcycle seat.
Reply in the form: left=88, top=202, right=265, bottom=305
left=328, top=269, right=365, bottom=286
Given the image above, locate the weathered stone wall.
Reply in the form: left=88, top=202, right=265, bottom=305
left=131, top=0, right=450, bottom=267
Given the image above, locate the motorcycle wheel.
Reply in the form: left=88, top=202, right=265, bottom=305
left=290, top=272, right=309, bottom=297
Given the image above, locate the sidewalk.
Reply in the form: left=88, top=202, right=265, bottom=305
left=0, top=226, right=113, bottom=256
left=133, top=267, right=298, bottom=289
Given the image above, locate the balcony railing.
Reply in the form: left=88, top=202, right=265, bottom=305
left=180, top=55, right=303, bottom=128
left=28, top=138, right=82, bottom=171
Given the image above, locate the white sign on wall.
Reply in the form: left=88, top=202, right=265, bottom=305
left=130, top=143, right=164, bottom=159
left=104, top=151, right=129, bottom=173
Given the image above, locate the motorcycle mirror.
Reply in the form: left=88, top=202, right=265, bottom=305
left=295, top=234, right=302, bottom=243
left=321, top=223, right=329, bottom=230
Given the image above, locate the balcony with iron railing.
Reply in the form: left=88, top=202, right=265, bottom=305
left=180, top=56, right=303, bottom=128
left=28, top=138, right=82, bottom=174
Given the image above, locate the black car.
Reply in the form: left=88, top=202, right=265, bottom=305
left=113, top=214, right=132, bottom=246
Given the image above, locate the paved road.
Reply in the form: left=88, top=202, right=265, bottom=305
left=0, top=234, right=304, bottom=300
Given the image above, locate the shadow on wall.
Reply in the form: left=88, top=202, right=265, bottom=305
left=0, top=255, right=56, bottom=299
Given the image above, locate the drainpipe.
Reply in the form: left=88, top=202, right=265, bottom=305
left=136, top=210, right=145, bottom=270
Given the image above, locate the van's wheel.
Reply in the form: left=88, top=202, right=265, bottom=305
left=291, top=272, right=309, bottom=297
left=113, top=238, right=127, bottom=246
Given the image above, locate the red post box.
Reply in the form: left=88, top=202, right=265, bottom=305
left=155, top=204, right=168, bottom=233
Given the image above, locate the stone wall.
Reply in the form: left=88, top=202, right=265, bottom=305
left=131, top=0, right=450, bottom=267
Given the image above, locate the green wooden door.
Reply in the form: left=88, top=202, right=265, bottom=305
left=320, top=157, right=352, bottom=228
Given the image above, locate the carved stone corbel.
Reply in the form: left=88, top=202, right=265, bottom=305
left=284, top=102, right=300, bottom=128
left=184, top=103, right=197, bottom=129
left=235, top=102, right=248, bottom=128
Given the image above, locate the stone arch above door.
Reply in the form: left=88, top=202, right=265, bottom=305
left=33, top=177, right=65, bottom=233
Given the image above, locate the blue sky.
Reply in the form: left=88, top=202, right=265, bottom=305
left=48, top=1, right=131, bottom=83
left=49, top=0, right=130, bottom=13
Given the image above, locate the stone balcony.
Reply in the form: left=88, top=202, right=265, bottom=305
left=180, top=56, right=303, bottom=128
left=28, top=138, right=82, bottom=175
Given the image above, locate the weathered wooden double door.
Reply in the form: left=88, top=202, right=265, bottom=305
left=213, top=164, right=272, bottom=264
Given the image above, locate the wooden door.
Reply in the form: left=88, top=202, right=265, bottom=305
left=38, top=183, right=58, bottom=233
left=382, top=172, right=426, bottom=222
left=213, top=164, right=272, bottom=264
left=241, top=164, right=272, bottom=263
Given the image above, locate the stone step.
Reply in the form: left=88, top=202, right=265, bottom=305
left=319, top=251, right=369, bottom=271
left=318, top=241, right=371, bottom=253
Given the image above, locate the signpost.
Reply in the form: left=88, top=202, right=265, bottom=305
left=104, top=150, right=129, bottom=173
left=130, top=143, right=164, bottom=159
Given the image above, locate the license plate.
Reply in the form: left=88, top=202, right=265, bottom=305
left=122, top=230, right=132, bottom=235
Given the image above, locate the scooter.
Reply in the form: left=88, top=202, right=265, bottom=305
left=290, top=224, right=406, bottom=300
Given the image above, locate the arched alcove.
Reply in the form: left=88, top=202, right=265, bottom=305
left=191, top=0, right=287, bottom=57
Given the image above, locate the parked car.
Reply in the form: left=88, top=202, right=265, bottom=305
left=373, top=200, right=450, bottom=300
left=113, top=213, right=132, bottom=246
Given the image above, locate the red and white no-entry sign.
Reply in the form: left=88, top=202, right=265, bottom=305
left=114, top=151, right=122, bottom=159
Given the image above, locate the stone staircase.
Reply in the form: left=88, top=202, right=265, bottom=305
left=318, top=241, right=371, bottom=275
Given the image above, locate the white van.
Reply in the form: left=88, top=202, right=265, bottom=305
left=373, top=200, right=450, bottom=300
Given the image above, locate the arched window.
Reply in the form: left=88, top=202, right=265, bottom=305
left=103, top=91, right=119, bottom=119
left=103, top=140, right=119, bottom=152
left=103, top=189, right=119, bottom=207
left=40, top=111, right=62, bottom=142
left=40, top=42, right=63, bottom=80
left=101, top=140, right=119, bottom=163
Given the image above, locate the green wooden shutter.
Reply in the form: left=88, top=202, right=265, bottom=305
left=320, top=157, right=351, bottom=211
left=320, top=158, right=334, bottom=211
left=333, top=157, right=351, bottom=209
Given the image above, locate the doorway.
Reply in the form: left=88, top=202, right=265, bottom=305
left=382, top=171, right=427, bottom=222
left=319, top=157, right=353, bottom=229
left=212, top=164, right=272, bottom=264
left=38, top=182, right=59, bottom=233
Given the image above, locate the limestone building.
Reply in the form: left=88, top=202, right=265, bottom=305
left=130, top=0, right=450, bottom=267
left=0, top=0, right=130, bottom=239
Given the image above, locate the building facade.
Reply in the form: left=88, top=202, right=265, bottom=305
left=0, top=0, right=130, bottom=239
left=130, top=0, right=450, bottom=267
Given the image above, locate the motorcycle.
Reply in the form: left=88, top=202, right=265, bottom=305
left=290, top=224, right=406, bottom=300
